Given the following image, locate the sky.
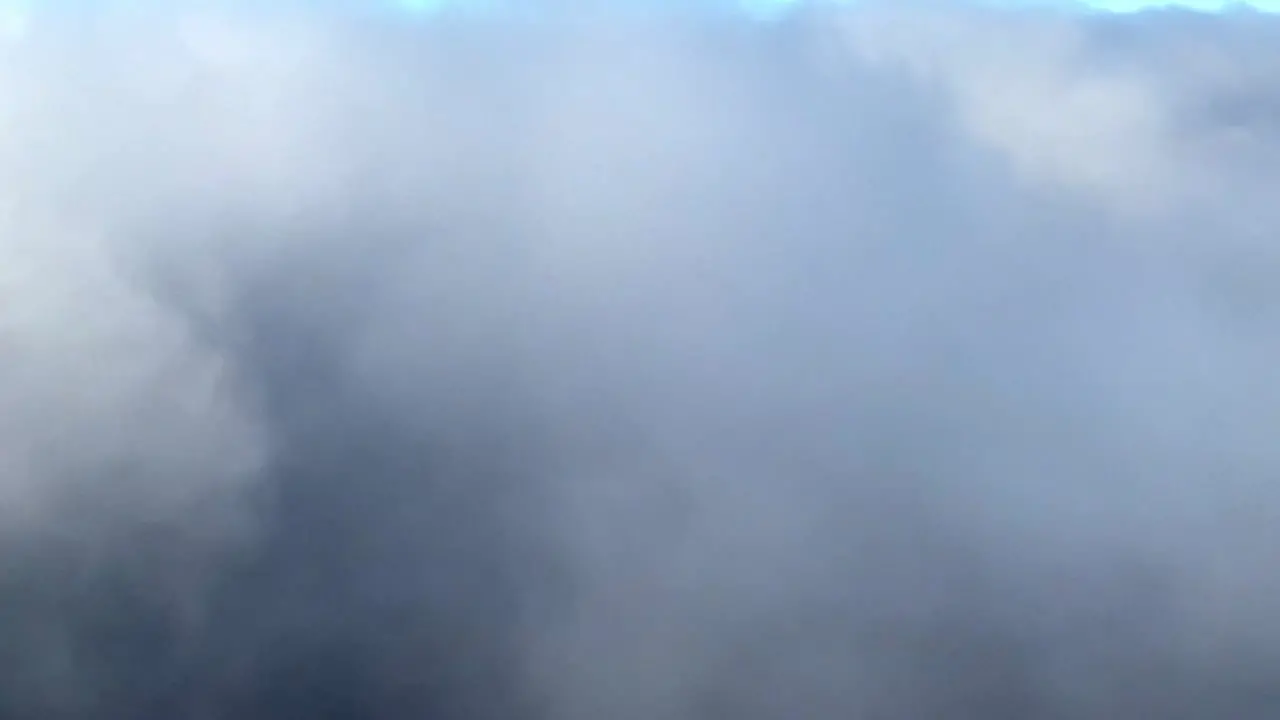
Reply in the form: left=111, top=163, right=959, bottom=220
left=2, top=2, right=1280, bottom=719
left=382, top=0, right=1280, bottom=15
left=5, top=0, right=1280, bottom=24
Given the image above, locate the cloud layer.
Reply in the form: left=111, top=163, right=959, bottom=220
left=2, top=4, right=1280, bottom=718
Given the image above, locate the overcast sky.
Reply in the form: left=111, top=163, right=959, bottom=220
left=1, top=3, right=1279, bottom=719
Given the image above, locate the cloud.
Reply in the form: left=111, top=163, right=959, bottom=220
left=1, top=3, right=1280, bottom=718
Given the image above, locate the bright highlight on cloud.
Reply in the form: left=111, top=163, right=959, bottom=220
left=2, top=2, right=1280, bottom=720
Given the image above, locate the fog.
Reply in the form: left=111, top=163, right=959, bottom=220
left=1, top=4, right=1280, bottom=718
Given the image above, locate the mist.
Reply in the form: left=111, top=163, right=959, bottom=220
left=2, top=3, right=1280, bottom=718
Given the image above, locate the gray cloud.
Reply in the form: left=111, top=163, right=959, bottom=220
left=1, top=4, right=1280, bottom=718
